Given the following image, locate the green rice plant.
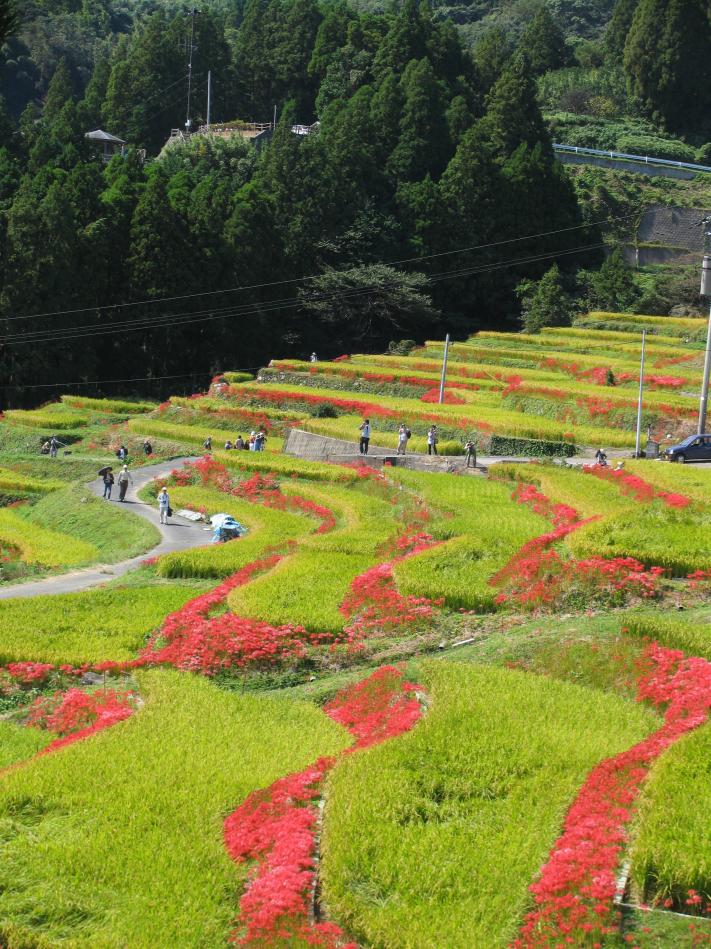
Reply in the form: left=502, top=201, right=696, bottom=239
left=227, top=482, right=397, bottom=630
left=0, top=509, right=97, bottom=568
left=0, top=584, right=204, bottom=665
left=3, top=409, right=90, bottom=430
left=216, top=449, right=360, bottom=482
left=492, top=463, right=633, bottom=519
left=623, top=613, right=711, bottom=660
left=389, top=469, right=549, bottom=610
left=5, top=457, right=109, bottom=483
left=541, top=326, right=693, bottom=350
left=235, top=380, right=636, bottom=447
left=349, top=353, right=570, bottom=386
left=0, top=722, right=52, bottom=769
left=0, top=468, right=64, bottom=495
left=577, top=311, right=708, bottom=339
left=424, top=341, right=651, bottom=377
left=321, top=661, right=657, bottom=949
left=475, top=329, right=692, bottom=363
left=631, top=722, right=711, bottom=907
left=280, top=480, right=401, bottom=555
left=23, top=485, right=160, bottom=563
left=157, top=486, right=312, bottom=579
left=222, top=371, right=254, bottom=384
left=228, top=548, right=373, bottom=632
left=170, top=396, right=307, bottom=424
left=127, top=417, right=217, bottom=447
left=624, top=460, right=711, bottom=506
left=0, top=669, right=349, bottom=947
left=60, top=395, right=157, bottom=414
left=568, top=505, right=711, bottom=575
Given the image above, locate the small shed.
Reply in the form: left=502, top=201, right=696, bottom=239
left=85, top=129, right=126, bottom=163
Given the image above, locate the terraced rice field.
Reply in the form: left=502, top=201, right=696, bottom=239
left=0, top=312, right=710, bottom=947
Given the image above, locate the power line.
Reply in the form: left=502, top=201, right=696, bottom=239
left=0, top=368, right=260, bottom=392
left=1, top=214, right=631, bottom=324
left=0, top=240, right=608, bottom=348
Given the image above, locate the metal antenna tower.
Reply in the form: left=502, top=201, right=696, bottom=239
left=185, top=8, right=199, bottom=134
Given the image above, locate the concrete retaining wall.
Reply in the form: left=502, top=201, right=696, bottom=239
left=283, top=428, right=393, bottom=459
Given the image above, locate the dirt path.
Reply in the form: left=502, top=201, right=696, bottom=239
left=0, top=457, right=209, bottom=600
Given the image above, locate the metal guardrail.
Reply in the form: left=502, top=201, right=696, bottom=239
left=553, top=143, right=711, bottom=175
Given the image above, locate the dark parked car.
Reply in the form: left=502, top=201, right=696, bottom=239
left=665, top=433, right=711, bottom=463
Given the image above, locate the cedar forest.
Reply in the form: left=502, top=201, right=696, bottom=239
left=1, top=0, right=711, bottom=404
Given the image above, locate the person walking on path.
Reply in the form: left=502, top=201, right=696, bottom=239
left=465, top=438, right=476, bottom=468
left=158, top=486, right=171, bottom=525
left=102, top=468, right=114, bottom=500
left=49, top=436, right=59, bottom=458
left=235, top=435, right=245, bottom=450
left=427, top=426, right=438, bottom=456
left=255, top=428, right=267, bottom=451
left=359, top=418, right=371, bottom=455
left=117, top=465, right=132, bottom=502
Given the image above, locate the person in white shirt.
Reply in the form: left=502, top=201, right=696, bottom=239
left=397, top=424, right=408, bottom=455
left=427, top=426, right=438, bottom=456
left=158, top=486, right=170, bottom=525
left=117, top=465, right=133, bottom=502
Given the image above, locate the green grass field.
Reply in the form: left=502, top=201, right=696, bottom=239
left=0, top=584, right=205, bottom=665
left=0, top=316, right=708, bottom=949
left=322, top=661, right=658, bottom=948
left=0, top=669, right=349, bottom=948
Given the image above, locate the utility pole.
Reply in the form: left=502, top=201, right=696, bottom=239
left=698, top=215, right=711, bottom=434
left=634, top=330, right=647, bottom=458
left=438, top=333, right=450, bottom=405
left=273, top=104, right=277, bottom=130
left=185, top=8, right=198, bottom=134
left=206, top=70, right=211, bottom=129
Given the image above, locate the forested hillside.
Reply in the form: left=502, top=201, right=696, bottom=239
left=1, top=0, right=710, bottom=405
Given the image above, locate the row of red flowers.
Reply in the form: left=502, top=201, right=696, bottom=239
left=583, top=463, right=692, bottom=509
left=491, top=481, right=666, bottom=610
left=171, top=457, right=338, bottom=533
left=224, top=665, right=425, bottom=946
left=222, top=384, right=492, bottom=432
left=514, top=640, right=711, bottom=948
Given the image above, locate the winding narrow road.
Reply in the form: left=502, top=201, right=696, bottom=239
left=0, top=457, right=209, bottom=601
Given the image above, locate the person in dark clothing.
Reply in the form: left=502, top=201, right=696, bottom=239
left=143, top=439, right=152, bottom=456
left=102, top=468, right=114, bottom=500
left=465, top=439, right=476, bottom=468
left=359, top=418, right=371, bottom=455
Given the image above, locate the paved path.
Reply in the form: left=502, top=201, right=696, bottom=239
left=0, top=458, right=209, bottom=600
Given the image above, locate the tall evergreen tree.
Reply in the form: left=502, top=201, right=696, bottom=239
left=606, top=0, right=638, bottom=58
left=43, top=58, right=74, bottom=123
left=126, top=171, right=194, bottom=299
left=518, top=6, right=572, bottom=76
left=473, top=28, right=512, bottom=93
left=623, top=0, right=711, bottom=133
left=0, top=0, right=19, bottom=45
left=587, top=247, right=638, bottom=311
left=386, top=58, right=449, bottom=183
left=479, top=53, right=551, bottom=160
left=517, top=264, right=575, bottom=333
